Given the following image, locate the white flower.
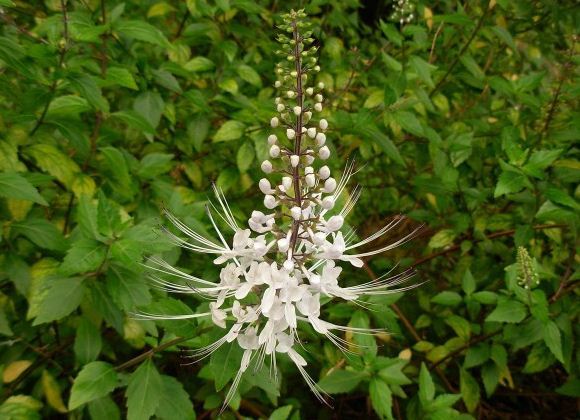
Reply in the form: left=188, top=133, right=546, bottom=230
left=138, top=12, right=422, bottom=413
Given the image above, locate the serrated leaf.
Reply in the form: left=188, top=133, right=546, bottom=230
left=369, top=378, right=393, bottom=419
left=210, top=341, right=243, bottom=391
left=74, top=317, right=102, bottom=365
left=485, top=297, right=526, bottom=323
left=33, top=277, right=85, bottom=325
left=460, top=368, right=480, bottom=413
left=431, top=291, right=462, bottom=306
left=126, top=360, right=163, bottom=420
left=69, top=362, right=118, bottom=410
left=106, top=67, right=138, bottom=90
left=237, top=64, right=261, bottom=87
left=12, top=218, right=67, bottom=251
left=0, top=172, right=48, bottom=205
left=115, top=20, right=170, bottom=47
left=419, top=363, right=435, bottom=404
left=543, top=321, right=564, bottom=363
left=494, top=170, right=530, bottom=197
left=60, top=238, right=107, bottom=275
left=213, top=120, right=245, bottom=142
left=318, top=370, right=366, bottom=394
left=154, top=376, right=195, bottom=420
left=112, top=110, right=156, bottom=135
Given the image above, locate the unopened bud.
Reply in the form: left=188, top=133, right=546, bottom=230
left=270, top=144, right=280, bottom=158
left=277, top=103, right=285, bottom=112
left=313, top=232, right=326, bottom=245
left=287, top=90, right=295, bottom=98
left=290, top=155, right=299, bottom=167
left=306, top=87, right=314, bottom=95
left=324, top=177, right=337, bottom=193
left=282, top=176, right=292, bottom=191
left=315, top=132, right=326, bottom=146
left=268, top=134, right=278, bottom=145
left=274, top=80, right=282, bottom=88
left=305, top=173, right=316, bottom=187
left=307, top=127, right=317, bottom=138
left=303, top=111, right=312, bottom=123
left=259, top=178, right=273, bottom=194
left=326, top=215, right=344, bottom=232
left=319, top=146, right=330, bottom=160
left=321, top=196, right=335, bottom=209
left=319, top=165, right=330, bottom=179
left=293, top=106, right=302, bottom=116
left=261, top=160, right=273, bottom=173
left=315, top=94, right=323, bottom=102
left=290, top=206, right=301, bottom=220
left=305, top=154, right=315, bottom=165
left=264, top=195, right=277, bottom=209
left=271, top=117, right=279, bottom=127
left=277, top=238, right=289, bottom=252
left=286, top=129, right=296, bottom=139
left=318, top=82, right=325, bottom=89
left=319, top=119, right=328, bottom=130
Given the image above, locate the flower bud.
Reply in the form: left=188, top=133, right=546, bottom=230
left=283, top=259, right=294, bottom=270
left=277, top=238, right=289, bottom=252
left=318, top=82, right=325, bottom=89
left=313, top=232, right=326, bottom=245
left=303, top=111, right=312, bottom=123
left=305, top=173, right=316, bottom=187
left=305, top=154, right=315, bottom=165
left=293, top=106, right=302, bottom=116
left=301, top=126, right=307, bottom=133
left=261, top=160, right=273, bottom=173
left=270, top=144, right=280, bottom=158
left=321, top=196, right=335, bottom=209
left=275, top=97, right=282, bottom=104
left=271, top=117, right=279, bottom=127
left=315, top=132, right=326, bottom=146
left=264, top=195, right=277, bottom=209
left=305, top=166, right=314, bottom=174
left=307, top=127, right=317, bottom=138
left=267, top=134, right=278, bottom=145
left=287, top=90, right=295, bottom=98
left=290, top=155, right=299, bottom=167
left=282, top=176, right=292, bottom=191
left=319, top=146, right=330, bottom=160
left=319, top=165, right=330, bottom=179
left=315, top=94, right=323, bottom=102
left=290, top=70, right=297, bottom=77
left=290, top=206, right=301, bottom=220
left=319, top=119, right=328, bottom=130
left=274, top=80, right=282, bottom=88
left=314, top=65, right=320, bottom=72
left=277, top=103, right=285, bottom=112
left=323, top=177, right=337, bottom=193
left=306, top=87, right=314, bottom=95
left=326, top=215, right=344, bottom=232
left=314, top=103, right=322, bottom=112
left=259, top=178, right=273, bottom=194
left=286, top=129, right=295, bottom=139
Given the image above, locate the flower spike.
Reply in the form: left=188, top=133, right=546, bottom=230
left=139, top=9, right=421, bottom=412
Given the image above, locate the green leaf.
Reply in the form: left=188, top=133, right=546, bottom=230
left=60, top=238, right=107, bottom=275
left=359, top=124, right=404, bottom=166
left=431, top=291, right=462, bottom=306
left=137, top=153, right=174, bottom=178
left=485, top=297, right=526, bottom=323
left=0, top=172, right=48, bottom=205
left=112, top=110, right=156, bottom=135
left=115, top=20, right=170, bottom=47
left=213, top=120, right=246, bottom=142
left=445, top=315, right=471, bottom=340
left=429, top=229, right=456, bottom=249
left=481, top=363, right=499, bottom=397
left=88, top=396, right=121, bottom=420
left=544, top=187, right=580, bottom=210
left=134, top=91, right=164, bottom=131
left=318, top=370, right=366, bottom=394
left=419, top=363, right=435, bottom=404
left=155, top=376, right=195, bottom=420
left=106, top=67, right=139, bottom=90
left=394, top=111, right=424, bottom=137
left=106, top=265, right=151, bottom=311
left=210, top=341, right=243, bottom=391
left=378, top=360, right=411, bottom=385
left=237, top=141, right=255, bottom=172
left=523, top=149, right=562, bottom=179
left=349, top=310, right=377, bottom=358
left=494, top=170, right=531, bottom=197
left=184, top=56, right=215, bottom=72
left=69, top=362, right=118, bottom=410
left=522, top=342, right=555, bottom=373
left=12, top=218, right=67, bottom=251
left=126, top=360, right=163, bottom=420
left=74, top=317, right=102, bottom=365
left=462, top=269, right=476, bottom=296
left=28, top=144, right=80, bottom=188
left=152, top=69, right=182, bottom=93
left=459, top=368, right=480, bottom=413
left=464, top=344, right=490, bottom=369
left=471, top=291, right=497, bottom=305
left=68, top=74, right=109, bottom=112
left=429, top=393, right=461, bottom=410
left=269, top=405, right=293, bottom=420
left=543, top=321, right=564, bottom=363
left=33, top=277, right=85, bottom=325
left=47, top=95, right=91, bottom=117
left=369, top=378, right=393, bottom=420
left=409, top=56, right=435, bottom=88
left=237, top=64, right=262, bottom=87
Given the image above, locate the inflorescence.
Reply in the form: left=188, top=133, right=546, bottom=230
left=136, top=9, right=420, bottom=410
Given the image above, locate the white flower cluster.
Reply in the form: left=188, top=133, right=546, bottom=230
left=391, top=0, right=415, bottom=25
left=137, top=9, right=419, bottom=410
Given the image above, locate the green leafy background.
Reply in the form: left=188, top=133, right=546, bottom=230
left=0, top=0, right=578, bottom=419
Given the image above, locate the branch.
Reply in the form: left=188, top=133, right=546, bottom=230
left=29, top=0, right=70, bottom=136
left=115, top=336, right=189, bottom=371
left=429, top=1, right=491, bottom=97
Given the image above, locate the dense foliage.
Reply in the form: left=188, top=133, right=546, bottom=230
left=0, top=0, right=578, bottom=419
